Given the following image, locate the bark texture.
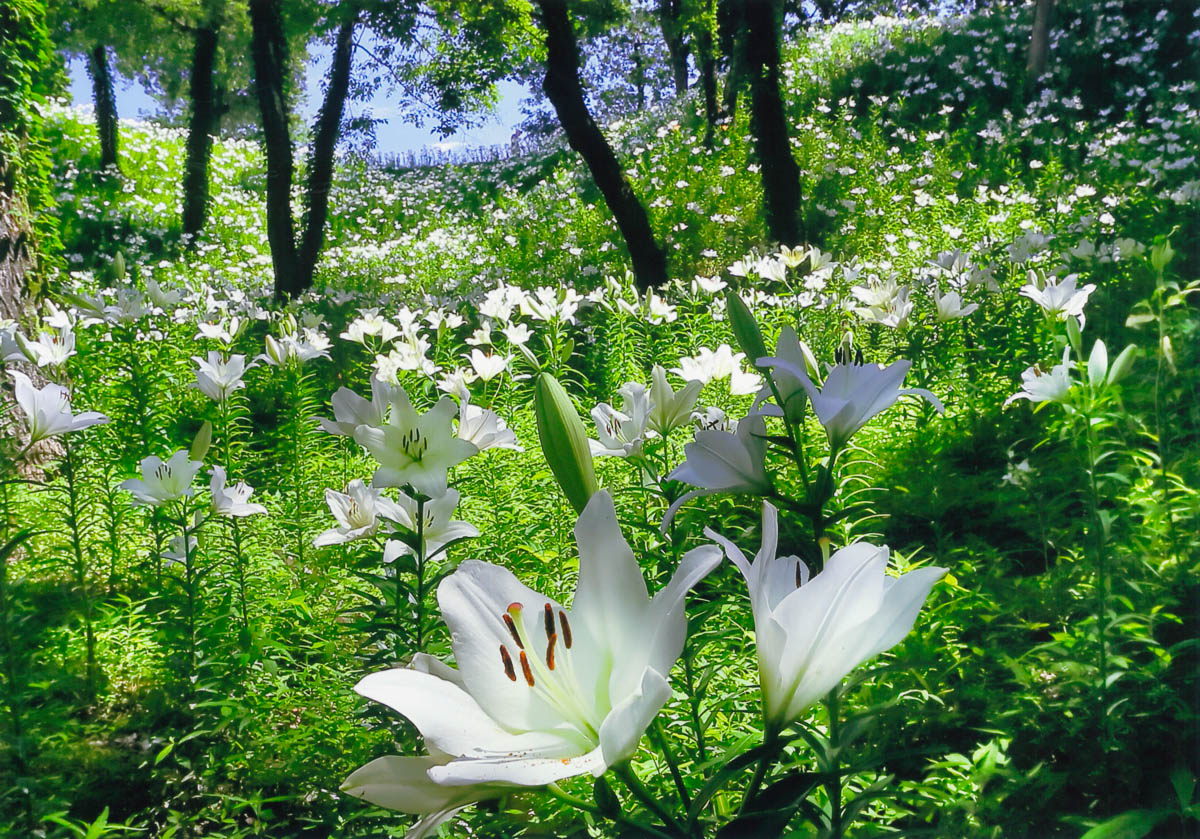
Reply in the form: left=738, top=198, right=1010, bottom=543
left=1026, top=0, right=1054, bottom=84
left=87, top=43, right=119, bottom=169
left=297, top=13, right=357, bottom=292
left=535, top=0, right=667, bottom=290
left=248, top=0, right=298, bottom=298
left=745, top=0, right=804, bottom=246
left=656, top=0, right=689, bottom=96
left=698, top=0, right=719, bottom=146
left=182, top=22, right=221, bottom=238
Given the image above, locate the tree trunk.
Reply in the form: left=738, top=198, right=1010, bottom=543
left=1026, top=0, right=1054, bottom=85
left=535, top=0, right=667, bottom=290
left=719, top=0, right=746, bottom=119
left=656, top=0, right=689, bottom=96
left=698, top=0, right=719, bottom=147
left=87, top=43, right=119, bottom=169
left=297, top=13, right=357, bottom=293
left=182, top=23, right=221, bottom=239
left=745, top=0, right=803, bottom=246
left=632, top=38, right=646, bottom=111
left=248, top=0, right=298, bottom=299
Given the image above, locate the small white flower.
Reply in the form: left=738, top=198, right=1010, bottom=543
left=314, top=479, right=405, bottom=546
left=1004, top=346, right=1074, bottom=407
left=209, top=466, right=268, bottom=517
left=192, top=352, right=252, bottom=403
left=457, top=402, right=522, bottom=452
left=119, top=450, right=204, bottom=507
left=382, top=488, right=479, bottom=561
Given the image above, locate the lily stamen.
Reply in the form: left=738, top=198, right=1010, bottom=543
left=499, top=645, right=516, bottom=681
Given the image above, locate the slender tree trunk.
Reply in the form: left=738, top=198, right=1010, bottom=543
left=182, top=23, right=221, bottom=239
left=535, top=0, right=667, bottom=290
left=248, top=0, right=298, bottom=299
left=297, top=14, right=357, bottom=292
left=87, top=43, right=119, bottom=169
left=656, top=0, right=689, bottom=96
left=1026, top=0, right=1054, bottom=85
left=745, top=0, right=803, bottom=246
left=698, top=0, right=719, bottom=147
left=720, top=0, right=746, bottom=119
left=632, top=38, right=646, bottom=111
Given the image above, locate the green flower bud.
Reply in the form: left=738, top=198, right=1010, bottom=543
left=190, top=421, right=213, bottom=462
left=1107, top=344, right=1138, bottom=385
left=111, top=251, right=126, bottom=282
left=1150, top=239, right=1175, bottom=275
left=534, top=373, right=598, bottom=514
left=725, top=290, right=768, bottom=368
left=1065, top=315, right=1083, bottom=361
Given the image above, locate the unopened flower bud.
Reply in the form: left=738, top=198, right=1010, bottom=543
left=534, top=373, right=598, bottom=514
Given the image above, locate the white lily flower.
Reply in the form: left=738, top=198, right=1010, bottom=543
left=648, top=365, right=702, bottom=436
left=1004, top=346, right=1074, bottom=407
left=192, top=352, right=252, bottom=403
left=208, top=467, right=268, bottom=518
left=932, top=289, right=979, bottom=321
left=1, top=324, right=25, bottom=362
left=119, top=450, right=204, bottom=507
left=467, top=349, right=509, bottom=382
left=352, top=491, right=721, bottom=787
left=314, top=479, right=405, bottom=546
left=761, top=357, right=943, bottom=450
left=382, top=488, right=478, bottom=561
left=664, top=414, right=771, bottom=527
left=457, top=402, right=522, bottom=452
left=9, top=370, right=109, bottom=444
left=21, top=328, right=76, bottom=367
left=1019, top=273, right=1095, bottom=327
left=354, top=390, right=478, bottom=498
left=318, top=377, right=396, bottom=437
left=706, top=503, right=945, bottom=725
left=342, top=754, right=505, bottom=838
left=589, top=383, right=650, bottom=458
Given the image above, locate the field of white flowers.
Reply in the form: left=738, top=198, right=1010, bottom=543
left=2, top=2, right=1198, bottom=837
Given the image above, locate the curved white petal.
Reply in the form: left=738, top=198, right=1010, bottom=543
left=598, top=667, right=672, bottom=767
left=429, top=745, right=607, bottom=787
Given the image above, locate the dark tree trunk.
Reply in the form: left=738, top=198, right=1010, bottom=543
left=632, top=38, right=646, bottom=111
left=745, top=0, right=803, bottom=246
left=182, top=23, right=220, bottom=239
left=698, top=0, right=719, bottom=147
left=87, top=43, right=119, bottom=169
left=248, top=0, right=298, bottom=299
left=297, top=14, right=357, bottom=292
left=1026, top=0, right=1054, bottom=85
left=656, top=0, right=689, bottom=96
left=719, top=0, right=746, bottom=119
left=535, top=0, right=667, bottom=290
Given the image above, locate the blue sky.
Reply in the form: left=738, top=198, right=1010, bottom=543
left=66, top=43, right=531, bottom=156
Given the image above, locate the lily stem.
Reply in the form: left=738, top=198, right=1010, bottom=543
left=826, top=688, right=843, bottom=839
left=614, top=762, right=689, bottom=838
left=739, top=722, right=781, bottom=814
left=651, top=718, right=691, bottom=809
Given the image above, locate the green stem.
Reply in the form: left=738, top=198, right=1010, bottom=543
left=739, top=723, right=780, bottom=815
left=682, top=641, right=708, bottom=764
left=413, top=496, right=427, bottom=653
left=651, top=718, right=691, bottom=809
left=614, top=763, right=688, bottom=838
left=826, top=689, right=843, bottom=839
left=63, top=440, right=98, bottom=703
left=179, top=499, right=197, bottom=690
left=1082, top=403, right=1111, bottom=794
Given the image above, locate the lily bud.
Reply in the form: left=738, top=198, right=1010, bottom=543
left=111, top=251, right=126, bottom=282
left=534, top=373, right=598, bottom=514
left=1065, top=314, right=1083, bottom=360
left=190, top=421, right=213, bottom=462
left=1087, top=339, right=1108, bottom=389
left=264, top=334, right=287, bottom=366
left=725, top=291, right=768, bottom=370
left=282, top=312, right=298, bottom=336
left=1150, top=239, right=1175, bottom=275
left=1107, top=344, right=1138, bottom=385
